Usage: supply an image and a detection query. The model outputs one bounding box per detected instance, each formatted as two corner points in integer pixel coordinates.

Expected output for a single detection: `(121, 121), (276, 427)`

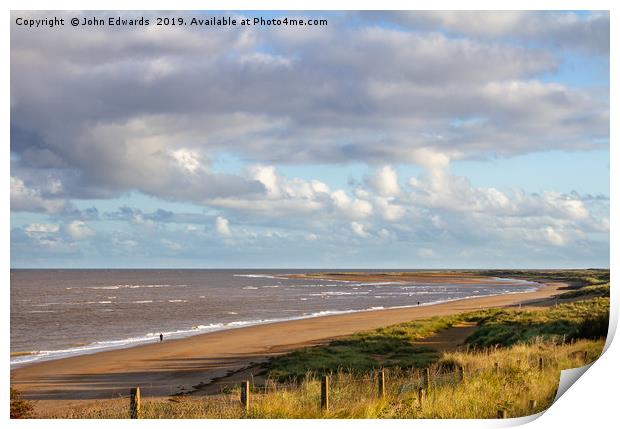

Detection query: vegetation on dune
(559, 283), (609, 299)
(464, 298), (609, 348)
(266, 315), (462, 381)
(265, 297), (608, 381)
(37, 339), (603, 419)
(10, 387), (33, 419)
(303, 269), (610, 289)
(479, 269), (609, 288)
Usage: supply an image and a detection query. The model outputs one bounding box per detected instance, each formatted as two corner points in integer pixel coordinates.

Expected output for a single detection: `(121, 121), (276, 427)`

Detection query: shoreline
(10, 280), (567, 403)
(10, 279), (538, 368)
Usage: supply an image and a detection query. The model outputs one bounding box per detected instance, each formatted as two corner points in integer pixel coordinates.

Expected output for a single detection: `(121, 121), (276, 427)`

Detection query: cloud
(215, 216), (232, 236)
(351, 221), (369, 238)
(10, 176), (71, 214)
(416, 248), (438, 259)
(9, 11), (609, 268)
(20, 223), (64, 250)
(331, 190), (373, 219)
(374, 197), (405, 221)
(369, 165), (400, 197)
(24, 223), (59, 236)
(361, 11), (610, 55)
(544, 226), (569, 246)
(66, 220), (95, 240)
(10, 11), (608, 207)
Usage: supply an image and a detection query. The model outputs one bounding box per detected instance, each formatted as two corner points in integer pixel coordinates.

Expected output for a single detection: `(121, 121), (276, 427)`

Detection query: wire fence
(109, 337), (598, 419)
(124, 355), (562, 419)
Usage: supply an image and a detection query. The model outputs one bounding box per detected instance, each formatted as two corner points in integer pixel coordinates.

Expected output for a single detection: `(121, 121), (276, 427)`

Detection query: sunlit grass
(41, 339), (603, 419)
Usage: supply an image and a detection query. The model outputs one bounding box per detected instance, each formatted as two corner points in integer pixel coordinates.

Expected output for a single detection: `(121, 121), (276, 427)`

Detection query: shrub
(10, 387), (33, 419)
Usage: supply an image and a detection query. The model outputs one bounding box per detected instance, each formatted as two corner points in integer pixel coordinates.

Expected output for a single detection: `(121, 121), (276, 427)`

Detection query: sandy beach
(11, 279), (567, 410)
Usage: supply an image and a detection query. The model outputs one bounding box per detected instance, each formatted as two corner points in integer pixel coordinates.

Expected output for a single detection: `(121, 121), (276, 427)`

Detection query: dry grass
(37, 338), (603, 419)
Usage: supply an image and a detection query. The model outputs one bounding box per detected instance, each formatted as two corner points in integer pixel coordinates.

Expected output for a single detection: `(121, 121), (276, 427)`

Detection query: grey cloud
(104, 207), (215, 225)
(357, 11), (610, 56)
(10, 10), (608, 206)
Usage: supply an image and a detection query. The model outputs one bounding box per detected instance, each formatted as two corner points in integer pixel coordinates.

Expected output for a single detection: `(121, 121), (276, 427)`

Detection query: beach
(11, 280), (566, 413)
(10, 269), (539, 366)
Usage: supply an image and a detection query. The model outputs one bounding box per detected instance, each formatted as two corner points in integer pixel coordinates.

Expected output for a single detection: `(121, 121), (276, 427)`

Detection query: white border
(3, 1), (616, 428)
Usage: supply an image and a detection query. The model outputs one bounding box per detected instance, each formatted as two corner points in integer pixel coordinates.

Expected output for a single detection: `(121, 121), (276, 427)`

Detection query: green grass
(36, 339), (603, 419)
(266, 297), (608, 380)
(478, 269), (609, 288)
(266, 315), (463, 380)
(559, 283), (609, 299)
(464, 298), (609, 348)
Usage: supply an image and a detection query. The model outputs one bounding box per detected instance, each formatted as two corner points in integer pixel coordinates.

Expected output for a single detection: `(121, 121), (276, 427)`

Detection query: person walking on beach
(159, 333), (163, 342)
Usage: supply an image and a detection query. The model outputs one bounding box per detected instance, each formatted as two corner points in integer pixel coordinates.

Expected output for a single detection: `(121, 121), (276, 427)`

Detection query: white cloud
(417, 248), (438, 258)
(544, 226), (569, 246)
(24, 223), (59, 236)
(66, 220), (95, 240)
(370, 165), (400, 196)
(10, 177), (70, 214)
(378, 228), (391, 239)
(22, 223), (62, 249)
(215, 216), (232, 236)
(351, 221), (369, 238)
(161, 238), (182, 251)
(374, 197), (406, 221)
(169, 148), (202, 173)
(331, 190), (373, 219)
(250, 165), (283, 198)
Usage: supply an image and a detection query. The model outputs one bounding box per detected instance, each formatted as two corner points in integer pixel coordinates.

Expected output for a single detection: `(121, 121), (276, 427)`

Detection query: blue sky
(10, 10), (609, 268)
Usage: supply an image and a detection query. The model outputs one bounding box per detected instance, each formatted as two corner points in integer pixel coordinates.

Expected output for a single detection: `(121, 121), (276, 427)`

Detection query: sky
(9, 10), (610, 268)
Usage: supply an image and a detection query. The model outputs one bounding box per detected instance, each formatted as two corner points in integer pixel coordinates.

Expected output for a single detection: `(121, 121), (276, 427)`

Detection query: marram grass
(38, 338), (603, 419)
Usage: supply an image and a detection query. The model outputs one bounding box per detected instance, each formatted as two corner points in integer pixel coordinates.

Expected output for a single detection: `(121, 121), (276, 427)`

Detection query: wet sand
(11, 280), (567, 409)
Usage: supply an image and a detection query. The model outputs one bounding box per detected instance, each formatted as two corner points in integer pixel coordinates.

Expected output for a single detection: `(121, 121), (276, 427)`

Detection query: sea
(10, 269), (538, 366)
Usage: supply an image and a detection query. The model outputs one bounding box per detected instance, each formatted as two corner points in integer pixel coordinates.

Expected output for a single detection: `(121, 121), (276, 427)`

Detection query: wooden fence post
(494, 362), (499, 374)
(458, 366), (465, 382)
(130, 387), (141, 419)
(497, 409), (507, 419)
(423, 368), (431, 391)
(321, 375), (329, 410)
(538, 357), (544, 371)
(378, 369), (385, 398)
(240, 380), (250, 412)
(584, 351), (588, 361)
(417, 387), (425, 406)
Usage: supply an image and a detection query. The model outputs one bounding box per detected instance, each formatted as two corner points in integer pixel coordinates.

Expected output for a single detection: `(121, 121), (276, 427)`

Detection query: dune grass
(266, 315), (462, 380)
(479, 269), (609, 288)
(559, 283), (609, 299)
(39, 338), (603, 419)
(264, 297), (608, 381)
(464, 297), (609, 348)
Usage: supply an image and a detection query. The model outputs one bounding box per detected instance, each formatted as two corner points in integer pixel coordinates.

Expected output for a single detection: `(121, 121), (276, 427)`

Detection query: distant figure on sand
(160, 333), (163, 342)
(417, 301), (420, 306)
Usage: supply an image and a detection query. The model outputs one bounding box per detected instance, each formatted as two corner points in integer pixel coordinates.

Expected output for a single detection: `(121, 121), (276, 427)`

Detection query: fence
(126, 356), (551, 419)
